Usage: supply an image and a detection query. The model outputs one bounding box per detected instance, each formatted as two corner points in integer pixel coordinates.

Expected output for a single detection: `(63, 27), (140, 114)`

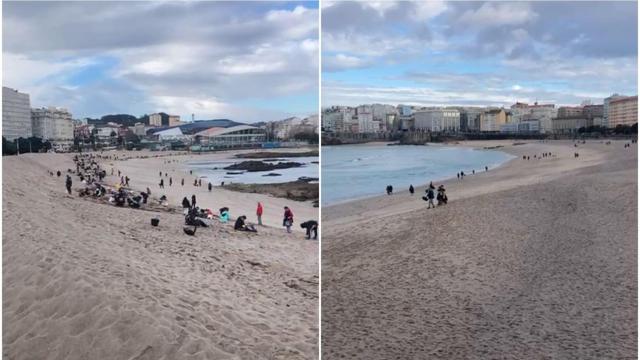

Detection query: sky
(3, 1), (319, 122)
(322, 1), (638, 108)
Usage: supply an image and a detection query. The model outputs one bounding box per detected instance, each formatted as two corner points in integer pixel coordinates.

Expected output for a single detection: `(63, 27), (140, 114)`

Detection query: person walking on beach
(256, 202), (263, 225)
(159, 171), (162, 177)
(57, 170), (61, 177)
(208, 182), (212, 192)
(191, 194), (197, 209)
(198, 179), (202, 187)
(169, 177), (172, 186)
(423, 183), (435, 209)
(437, 185), (448, 205)
(146, 187), (151, 196)
(386, 185), (393, 195)
(159, 178), (164, 188)
(65, 175), (73, 195)
(409, 185), (414, 195)
(181, 178), (184, 186)
(125, 176), (130, 186)
(182, 197), (191, 209)
(485, 166), (488, 172)
(283, 206), (294, 233)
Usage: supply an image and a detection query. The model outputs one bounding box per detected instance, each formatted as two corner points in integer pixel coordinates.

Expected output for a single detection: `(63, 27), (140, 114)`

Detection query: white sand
(322, 139), (637, 359)
(3, 151), (318, 359)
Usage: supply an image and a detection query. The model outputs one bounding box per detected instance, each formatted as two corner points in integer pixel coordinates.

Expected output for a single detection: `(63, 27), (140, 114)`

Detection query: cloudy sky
(322, 1), (638, 108)
(3, 1), (318, 122)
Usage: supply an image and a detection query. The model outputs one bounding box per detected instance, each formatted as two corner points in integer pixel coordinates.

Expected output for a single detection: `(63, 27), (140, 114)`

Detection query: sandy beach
(3, 151), (318, 359)
(322, 139), (637, 359)
(101, 148), (317, 232)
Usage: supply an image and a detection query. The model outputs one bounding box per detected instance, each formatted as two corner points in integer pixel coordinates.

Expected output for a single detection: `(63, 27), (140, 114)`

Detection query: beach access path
(322, 139), (637, 359)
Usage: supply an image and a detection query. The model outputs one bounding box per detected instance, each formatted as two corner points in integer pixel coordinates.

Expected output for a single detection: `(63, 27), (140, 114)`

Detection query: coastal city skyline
(322, 1), (638, 108)
(2, 1), (638, 360)
(3, 1), (319, 122)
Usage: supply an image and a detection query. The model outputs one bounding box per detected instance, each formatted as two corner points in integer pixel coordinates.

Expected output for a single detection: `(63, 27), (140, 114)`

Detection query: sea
(321, 144), (514, 205)
(186, 156), (319, 185)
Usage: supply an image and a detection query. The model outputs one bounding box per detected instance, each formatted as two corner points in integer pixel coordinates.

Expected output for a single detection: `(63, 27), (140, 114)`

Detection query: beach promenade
(322, 140), (637, 359)
(3, 151), (318, 359)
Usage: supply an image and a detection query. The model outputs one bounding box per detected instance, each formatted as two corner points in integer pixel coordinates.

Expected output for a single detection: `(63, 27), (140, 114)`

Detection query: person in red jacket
(283, 206), (294, 233)
(256, 202), (263, 225)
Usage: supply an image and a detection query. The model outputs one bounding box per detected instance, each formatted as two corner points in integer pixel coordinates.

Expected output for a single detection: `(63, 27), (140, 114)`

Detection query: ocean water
(187, 156), (319, 185)
(321, 144), (514, 205)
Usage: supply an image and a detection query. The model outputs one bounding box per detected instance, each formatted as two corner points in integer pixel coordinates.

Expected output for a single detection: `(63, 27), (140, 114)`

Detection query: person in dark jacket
(409, 185), (414, 195)
(234, 215), (257, 232)
(191, 194), (197, 209)
(65, 175), (72, 195)
(300, 220), (318, 240)
(208, 182), (212, 192)
(182, 197), (191, 209)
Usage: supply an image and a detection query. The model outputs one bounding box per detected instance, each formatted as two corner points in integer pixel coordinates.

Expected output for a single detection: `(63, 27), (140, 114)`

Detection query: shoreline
(321, 140), (517, 207)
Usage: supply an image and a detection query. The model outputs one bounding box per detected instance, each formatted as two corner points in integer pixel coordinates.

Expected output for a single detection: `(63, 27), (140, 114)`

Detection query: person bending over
(300, 220), (318, 240)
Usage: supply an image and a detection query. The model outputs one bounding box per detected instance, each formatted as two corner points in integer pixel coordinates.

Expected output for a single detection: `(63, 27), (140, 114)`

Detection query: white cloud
(458, 2), (538, 28)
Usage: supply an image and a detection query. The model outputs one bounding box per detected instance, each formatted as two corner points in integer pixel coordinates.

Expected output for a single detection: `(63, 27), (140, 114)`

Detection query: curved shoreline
(321, 142), (516, 207)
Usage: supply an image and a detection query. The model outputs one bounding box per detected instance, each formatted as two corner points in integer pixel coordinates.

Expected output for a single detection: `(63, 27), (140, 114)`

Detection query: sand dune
(3, 152), (318, 359)
(322, 140), (637, 359)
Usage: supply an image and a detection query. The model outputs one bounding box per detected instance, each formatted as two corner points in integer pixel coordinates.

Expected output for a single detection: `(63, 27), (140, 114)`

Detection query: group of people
(421, 182), (447, 209)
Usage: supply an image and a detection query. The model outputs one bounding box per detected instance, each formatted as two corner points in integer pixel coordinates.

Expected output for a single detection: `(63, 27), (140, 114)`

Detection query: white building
(2, 87), (32, 140)
(356, 111), (375, 133)
(414, 109), (460, 132)
(31, 107), (74, 141)
(149, 113), (162, 127)
(509, 102), (556, 133)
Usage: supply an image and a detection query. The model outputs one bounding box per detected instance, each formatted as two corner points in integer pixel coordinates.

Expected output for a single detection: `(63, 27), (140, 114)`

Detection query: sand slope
(3, 153), (318, 359)
(322, 140), (637, 359)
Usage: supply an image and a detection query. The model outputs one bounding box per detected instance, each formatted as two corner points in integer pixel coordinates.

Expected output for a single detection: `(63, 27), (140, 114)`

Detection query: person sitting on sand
(283, 206), (294, 233)
(219, 207), (230, 223)
(234, 216), (257, 232)
(300, 220), (318, 240)
(140, 191), (148, 204)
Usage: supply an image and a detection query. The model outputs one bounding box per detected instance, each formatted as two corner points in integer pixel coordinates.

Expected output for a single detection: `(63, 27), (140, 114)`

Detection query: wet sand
(3, 152), (318, 359)
(322, 139), (637, 359)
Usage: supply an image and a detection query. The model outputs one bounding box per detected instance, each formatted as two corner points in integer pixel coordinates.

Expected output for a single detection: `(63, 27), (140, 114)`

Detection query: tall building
(31, 107), (74, 141)
(604, 94), (627, 128)
(2, 87), (32, 140)
(609, 96), (638, 127)
(149, 113), (162, 127)
(414, 109), (460, 132)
